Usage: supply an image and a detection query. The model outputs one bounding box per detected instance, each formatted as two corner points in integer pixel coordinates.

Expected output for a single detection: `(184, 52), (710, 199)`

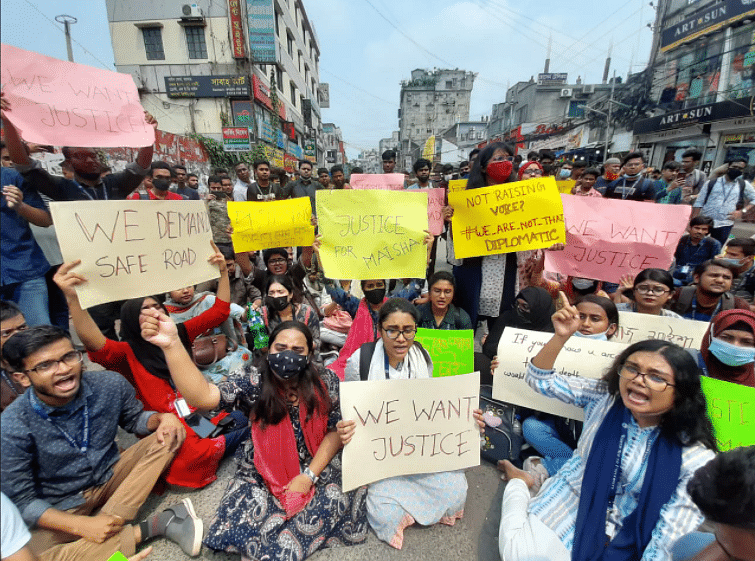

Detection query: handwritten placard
(350, 173), (405, 190)
(613, 312), (709, 349)
(340, 372), (480, 491)
(416, 188), (445, 236)
(494, 328), (627, 421)
(556, 180), (576, 194)
(544, 196), (691, 284)
(316, 190), (428, 280)
(0, 44), (154, 148)
(700, 376), (754, 452)
(448, 179), (467, 193)
(228, 199), (314, 252)
(415, 328), (474, 377)
(448, 177), (565, 259)
(50, 200), (218, 309)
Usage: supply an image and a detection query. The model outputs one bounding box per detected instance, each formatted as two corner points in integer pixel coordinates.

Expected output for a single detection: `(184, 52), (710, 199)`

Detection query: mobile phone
(184, 412), (217, 439)
(677, 171), (687, 181)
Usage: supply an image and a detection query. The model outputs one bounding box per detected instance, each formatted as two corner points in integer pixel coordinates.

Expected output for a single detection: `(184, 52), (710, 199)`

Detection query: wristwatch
(303, 466), (319, 484)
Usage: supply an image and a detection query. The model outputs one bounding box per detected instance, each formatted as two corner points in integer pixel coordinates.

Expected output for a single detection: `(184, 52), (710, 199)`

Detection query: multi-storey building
(105, 0), (327, 168)
(322, 123), (345, 166)
(398, 69), (476, 170)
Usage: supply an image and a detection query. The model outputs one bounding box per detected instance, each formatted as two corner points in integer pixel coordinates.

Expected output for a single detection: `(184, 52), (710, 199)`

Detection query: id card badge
(173, 398), (191, 418)
(681, 265), (691, 274)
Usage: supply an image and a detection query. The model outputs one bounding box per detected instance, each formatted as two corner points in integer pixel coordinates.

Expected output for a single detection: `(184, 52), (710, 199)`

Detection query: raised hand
(53, 260), (88, 302)
(140, 308), (180, 349)
(552, 291), (582, 338)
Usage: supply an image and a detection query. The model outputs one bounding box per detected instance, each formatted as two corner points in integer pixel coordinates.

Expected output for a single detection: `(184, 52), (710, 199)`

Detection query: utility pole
(607, 70), (616, 157)
(544, 35), (552, 73)
(55, 15), (77, 62)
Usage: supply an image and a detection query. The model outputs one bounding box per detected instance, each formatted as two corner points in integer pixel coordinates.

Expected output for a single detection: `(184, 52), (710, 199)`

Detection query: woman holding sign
(138, 314), (369, 560)
(496, 292), (717, 561)
(339, 298), (485, 549)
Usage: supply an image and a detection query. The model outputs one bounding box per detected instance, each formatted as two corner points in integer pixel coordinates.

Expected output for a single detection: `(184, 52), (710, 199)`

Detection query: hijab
(517, 160), (544, 181)
(700, 309), (755, 387)
(120, 297), (191, 381)
(483, 286), (555, 358)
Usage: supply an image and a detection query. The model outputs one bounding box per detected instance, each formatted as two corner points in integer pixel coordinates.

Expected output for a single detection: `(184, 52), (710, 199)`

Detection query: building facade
(322, 123), (346, 166)
(351, 149), (381, 173)
(633, 0), (755, 171)
(105, 0), (327, 169)
(398, 69), (476, 171)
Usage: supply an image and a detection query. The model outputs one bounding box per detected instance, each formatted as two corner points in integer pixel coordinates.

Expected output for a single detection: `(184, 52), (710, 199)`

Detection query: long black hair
(601, 339), (717, 449)
(250, 321), (330, 428)
(466, 142), (509, 190)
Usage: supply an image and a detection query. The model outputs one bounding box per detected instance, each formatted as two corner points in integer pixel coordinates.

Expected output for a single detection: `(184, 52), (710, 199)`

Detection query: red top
(126, 189), (184, 201)
(88, 298), (232, 488)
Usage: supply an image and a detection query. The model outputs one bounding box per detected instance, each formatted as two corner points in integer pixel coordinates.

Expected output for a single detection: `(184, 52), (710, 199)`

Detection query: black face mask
(267, 350), (308, 380)
(727, 168), (743, 180)
(153, 178), (171, 191)
(364, 287), (386, 305)
(267, 295), (289, 312)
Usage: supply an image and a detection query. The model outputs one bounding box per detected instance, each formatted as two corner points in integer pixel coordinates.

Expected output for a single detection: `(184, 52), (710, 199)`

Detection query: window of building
(290, 82), (297, 107)
(446, 81), (453, 89)
(287, 32), (294, 57)
(276, 67), (284, 91)
(725, 23), (755, 101)
(568, 100), (586, 118)
(274, 12), (280, 37)
(141, 27), (164, 60)
(185, 26), (207, 59)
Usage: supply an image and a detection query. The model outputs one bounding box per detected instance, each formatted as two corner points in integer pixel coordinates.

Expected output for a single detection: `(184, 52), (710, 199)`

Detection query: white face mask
(443, 174), (452, 182)
(574, 329), (609, 341)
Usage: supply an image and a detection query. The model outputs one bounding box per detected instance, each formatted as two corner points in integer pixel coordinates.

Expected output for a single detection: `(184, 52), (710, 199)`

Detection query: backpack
(702, 177), (746, 210)
(356, 341), (432, 380)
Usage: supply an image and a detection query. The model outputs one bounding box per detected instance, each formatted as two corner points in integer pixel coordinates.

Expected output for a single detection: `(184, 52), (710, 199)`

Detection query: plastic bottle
(247, 308), (269, 350)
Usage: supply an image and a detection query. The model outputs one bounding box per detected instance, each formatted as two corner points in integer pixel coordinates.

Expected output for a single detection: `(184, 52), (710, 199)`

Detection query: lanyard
(72, 179), (107, 201)
(1, 370), (19, 396)
(30, 392), (90, 453)
(383, 351), (409, 379)
(690, 296), (721, 321)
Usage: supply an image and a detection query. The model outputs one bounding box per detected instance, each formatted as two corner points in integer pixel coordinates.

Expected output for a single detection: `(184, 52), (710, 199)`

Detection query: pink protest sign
(544, 195), (691, 284)
(350, 173), (405, 190)
(416, 188), (445, 235)
(1, 44), (155, 148)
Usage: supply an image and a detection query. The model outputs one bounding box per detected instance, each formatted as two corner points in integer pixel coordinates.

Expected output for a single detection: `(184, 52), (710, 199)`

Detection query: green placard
(700, 376), (755, 452)
(415, 328), (474, 378)
(107, 552), (129, 561)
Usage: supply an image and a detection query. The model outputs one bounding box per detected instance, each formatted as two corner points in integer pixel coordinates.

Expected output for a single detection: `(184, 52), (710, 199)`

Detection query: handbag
(191, 329), (238, 367)
(323, 309), (353, 334)
(479, 384), (523, 463)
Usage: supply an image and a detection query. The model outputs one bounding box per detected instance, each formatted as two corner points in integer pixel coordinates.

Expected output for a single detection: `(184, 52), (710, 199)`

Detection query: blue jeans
(222, 410), (250, 458)
(522, 417), (575, 475)
(0, 276), (50, 326)
(711, 225), (733, 246)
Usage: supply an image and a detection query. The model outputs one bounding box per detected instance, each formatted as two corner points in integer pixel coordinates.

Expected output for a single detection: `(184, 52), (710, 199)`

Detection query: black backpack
(702, 177), (746, 209)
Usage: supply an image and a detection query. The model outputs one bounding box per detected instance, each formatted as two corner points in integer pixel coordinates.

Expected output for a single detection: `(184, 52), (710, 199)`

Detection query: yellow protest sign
(556, 180), (575, 194)
(448, 179), (467, 193)
(448, 176), (565, 259)
(227, 199), (314, 252)
(316, 190), (428, 280)
(49, 200), (219, 309)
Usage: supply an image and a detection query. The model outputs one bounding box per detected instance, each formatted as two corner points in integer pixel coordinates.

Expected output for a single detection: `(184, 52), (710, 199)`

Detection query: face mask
(559, 169), (572, 179)
(364, 287), (386, 305)
(515, 305), (532, 323)
(574, 329), (609, 341)
(267, 350), (309, 380)
(727, 168), (743, 180)
(605, 171), (620, 181)
(152, 178), (171, 191)
(443, 174), (453, 182)
(624, 171), (643, 180)
(720, 258), (744, 268)
(709, 337), (755, 367)
(267, 295), (289, 312)
(571, 278), (596, 291)
(486, 160), (513, 184)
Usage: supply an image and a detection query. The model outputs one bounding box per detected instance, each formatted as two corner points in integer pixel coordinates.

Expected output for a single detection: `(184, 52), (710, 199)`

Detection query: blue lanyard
(383, 351), (409, 379)
(690, 296), (721, 321)
(30, 392), (90, 453)
(72, 179), (107, 201)
(1, 370), (19, 396)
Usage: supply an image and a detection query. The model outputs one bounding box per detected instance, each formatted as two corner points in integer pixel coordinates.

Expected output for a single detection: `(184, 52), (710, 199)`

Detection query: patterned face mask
(267, 350), (309, 380)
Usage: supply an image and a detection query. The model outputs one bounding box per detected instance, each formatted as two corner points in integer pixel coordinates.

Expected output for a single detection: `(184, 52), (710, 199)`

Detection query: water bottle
(247, 308), (269, 350)
(512, 414), (523, 437)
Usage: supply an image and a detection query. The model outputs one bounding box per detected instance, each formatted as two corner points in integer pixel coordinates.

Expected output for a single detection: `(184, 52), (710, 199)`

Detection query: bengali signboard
(165, 75), (249, 98)
(228, 0), (246, 59)
(252, 75), (286, 119)
(246, 0), (277, 63)
(537, 73), (568, 86)
(222, 127), (251, 152)
(231, 100), (254, 128)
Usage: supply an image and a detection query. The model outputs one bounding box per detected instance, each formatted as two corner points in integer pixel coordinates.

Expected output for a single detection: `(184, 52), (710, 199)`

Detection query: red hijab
(700, 309), (755, 387)
(517, 160), (544, 181)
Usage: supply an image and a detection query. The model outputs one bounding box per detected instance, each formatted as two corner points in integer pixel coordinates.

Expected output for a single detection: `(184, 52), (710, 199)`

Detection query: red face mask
(486, 160), (513, 184)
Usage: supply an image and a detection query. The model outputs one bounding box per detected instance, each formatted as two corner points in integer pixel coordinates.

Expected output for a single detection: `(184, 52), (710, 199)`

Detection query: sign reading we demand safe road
(448, 177), (566, 259)
(50, 200), (219, 309)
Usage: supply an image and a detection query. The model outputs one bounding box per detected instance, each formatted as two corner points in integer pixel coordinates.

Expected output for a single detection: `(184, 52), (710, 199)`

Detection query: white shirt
(1, 492), (31, 558)
(233, 178), (251, 201)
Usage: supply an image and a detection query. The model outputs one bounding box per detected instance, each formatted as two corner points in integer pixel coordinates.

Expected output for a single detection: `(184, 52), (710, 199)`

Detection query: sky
(1, 0), (655, 159)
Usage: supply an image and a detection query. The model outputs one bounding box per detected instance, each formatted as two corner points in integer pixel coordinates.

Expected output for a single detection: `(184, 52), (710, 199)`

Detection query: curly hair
(687, 446), (755, 529)
(601, 339), (716, 449)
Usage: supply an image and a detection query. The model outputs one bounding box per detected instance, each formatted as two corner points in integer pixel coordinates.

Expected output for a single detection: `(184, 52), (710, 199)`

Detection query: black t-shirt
(603, 176), (657, 201)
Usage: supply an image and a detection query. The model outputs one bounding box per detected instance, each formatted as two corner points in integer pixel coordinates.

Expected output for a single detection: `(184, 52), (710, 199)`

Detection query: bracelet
(303, 466), (319, 484)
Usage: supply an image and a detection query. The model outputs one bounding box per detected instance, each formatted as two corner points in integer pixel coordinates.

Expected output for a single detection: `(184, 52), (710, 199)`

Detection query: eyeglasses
(522, 169), (544, 177)
(268, 258), (287, 265)
(1, 323), (28, 340)
(619, 363), (675, 392)
(25, 350), (84, 376)
(634, 284), (669, 295)
(382, 327), (417, 340)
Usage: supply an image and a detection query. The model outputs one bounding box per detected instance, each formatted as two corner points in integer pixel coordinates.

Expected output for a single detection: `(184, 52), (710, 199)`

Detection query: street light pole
(55, 15), (77, 62)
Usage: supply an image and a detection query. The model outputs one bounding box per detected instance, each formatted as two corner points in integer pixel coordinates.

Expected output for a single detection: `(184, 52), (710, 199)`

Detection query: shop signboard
(661, 0), (755, 52)
(246, 0), (277, 63)
(165, 75), (249, 98)
(634, 99), (755, 134)
(228, 0), (246, 59)
(222, 127), (251, 152)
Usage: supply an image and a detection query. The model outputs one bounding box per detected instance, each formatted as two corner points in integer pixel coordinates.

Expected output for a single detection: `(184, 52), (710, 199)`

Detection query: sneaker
(163, 498), (203, 557)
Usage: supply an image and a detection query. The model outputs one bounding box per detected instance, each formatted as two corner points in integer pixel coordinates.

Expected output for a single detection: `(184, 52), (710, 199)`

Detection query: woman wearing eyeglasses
(496, 292), (716, 561)
(339, 298), (484, 549)
(613, 268), (683, 318)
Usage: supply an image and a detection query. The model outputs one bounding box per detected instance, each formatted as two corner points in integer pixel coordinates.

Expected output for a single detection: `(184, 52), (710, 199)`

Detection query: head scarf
(483, 286), (555, 358)
(700, 309), (755, 387)
(120, 297), (191, 381)
(517, 160), (544, 181)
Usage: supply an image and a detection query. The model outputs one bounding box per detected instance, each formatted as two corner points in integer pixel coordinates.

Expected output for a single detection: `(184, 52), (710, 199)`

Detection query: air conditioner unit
(582, 85), (595, 94)
(560, 88), (573, 98)
(181, 3), (203, 18)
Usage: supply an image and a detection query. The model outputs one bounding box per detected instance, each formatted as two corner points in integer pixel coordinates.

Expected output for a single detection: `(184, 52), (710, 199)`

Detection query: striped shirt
(525, 363), (715, 561)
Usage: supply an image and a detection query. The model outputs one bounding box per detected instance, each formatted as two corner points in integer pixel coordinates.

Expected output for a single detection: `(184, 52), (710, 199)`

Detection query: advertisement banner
(228, 0), (246, 58)
(222, 127), (251, 152)
(246, 0), (277, 63)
